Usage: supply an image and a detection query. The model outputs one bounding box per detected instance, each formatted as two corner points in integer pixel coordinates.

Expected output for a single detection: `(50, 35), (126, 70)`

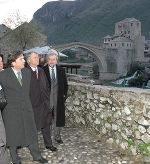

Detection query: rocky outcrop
(32, 0), (150, 45)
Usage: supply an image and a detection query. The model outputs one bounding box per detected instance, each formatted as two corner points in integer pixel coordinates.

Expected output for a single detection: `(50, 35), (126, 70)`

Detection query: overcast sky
(0, 0), (75, 25)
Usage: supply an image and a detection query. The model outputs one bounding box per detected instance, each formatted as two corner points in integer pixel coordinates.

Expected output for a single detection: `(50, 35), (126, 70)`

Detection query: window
(122, 43), (124, 47)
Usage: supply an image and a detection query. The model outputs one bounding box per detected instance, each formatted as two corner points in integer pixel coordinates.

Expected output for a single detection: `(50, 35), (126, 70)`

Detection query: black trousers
(9, 142), (41, 163)
(41, 125), (52, 147)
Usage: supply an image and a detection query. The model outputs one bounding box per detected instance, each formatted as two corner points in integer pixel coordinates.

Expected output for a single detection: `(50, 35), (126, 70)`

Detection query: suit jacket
(27, 65), (52, 129)
(0, 67), (38, 147)
(43, 64), (68, 127)
(0, 111), (8, 164)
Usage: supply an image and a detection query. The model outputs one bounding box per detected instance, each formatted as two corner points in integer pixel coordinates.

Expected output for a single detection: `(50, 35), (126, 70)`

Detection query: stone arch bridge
(53, 42), (128, 81)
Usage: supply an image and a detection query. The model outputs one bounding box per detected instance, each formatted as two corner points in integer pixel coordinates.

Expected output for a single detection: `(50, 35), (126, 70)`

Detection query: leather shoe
(55, 139), (63, 144)
(34, 156), (48, 163)
(46, 145), (57, 151)
(17, 146), (22, 149)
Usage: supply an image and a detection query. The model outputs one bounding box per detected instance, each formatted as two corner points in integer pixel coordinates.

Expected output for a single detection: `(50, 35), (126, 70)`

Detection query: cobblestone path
(8, 122), (145, 164)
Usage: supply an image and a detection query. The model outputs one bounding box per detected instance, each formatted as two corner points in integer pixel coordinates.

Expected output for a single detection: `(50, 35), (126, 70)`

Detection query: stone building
(103, 18), (146, 76)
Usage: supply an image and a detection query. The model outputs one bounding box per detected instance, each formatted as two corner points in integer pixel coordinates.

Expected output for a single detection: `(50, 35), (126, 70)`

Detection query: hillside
(32, 0), (150, 45)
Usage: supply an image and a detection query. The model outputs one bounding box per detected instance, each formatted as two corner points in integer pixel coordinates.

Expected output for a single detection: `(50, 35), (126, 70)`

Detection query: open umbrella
(23, 46), (67, 57)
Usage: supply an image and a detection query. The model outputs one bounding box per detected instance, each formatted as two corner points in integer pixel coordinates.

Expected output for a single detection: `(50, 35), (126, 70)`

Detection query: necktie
(51, 68), (56, 85)
(17, 72), (22, 86)
(35, 68), (38, 80)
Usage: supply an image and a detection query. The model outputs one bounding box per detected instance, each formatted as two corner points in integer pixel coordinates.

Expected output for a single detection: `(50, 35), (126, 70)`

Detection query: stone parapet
(66, 82), (150, 159)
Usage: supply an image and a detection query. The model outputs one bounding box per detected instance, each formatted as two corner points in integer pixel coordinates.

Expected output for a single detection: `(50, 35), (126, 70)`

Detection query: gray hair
(25, 51), (38, 64)
(46, 53), (58, 62)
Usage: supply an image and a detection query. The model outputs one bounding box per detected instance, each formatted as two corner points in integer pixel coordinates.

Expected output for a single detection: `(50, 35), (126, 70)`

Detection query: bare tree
(3, 10), (28, 29)
(2, 10), (45, 51)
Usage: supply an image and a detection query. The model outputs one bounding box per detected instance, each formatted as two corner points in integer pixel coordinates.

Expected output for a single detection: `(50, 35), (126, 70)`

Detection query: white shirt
(30, 66), (38, 73)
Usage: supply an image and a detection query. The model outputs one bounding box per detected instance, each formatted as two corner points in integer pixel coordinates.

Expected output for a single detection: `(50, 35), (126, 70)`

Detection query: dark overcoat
(0, 111), (9, 164)
(0, 68), (38, 147)
(43, 65), (68, 127)
(27, 65), (52, 129)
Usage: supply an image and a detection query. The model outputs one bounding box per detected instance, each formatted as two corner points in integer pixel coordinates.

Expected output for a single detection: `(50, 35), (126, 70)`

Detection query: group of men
(0, 51), (68, 164)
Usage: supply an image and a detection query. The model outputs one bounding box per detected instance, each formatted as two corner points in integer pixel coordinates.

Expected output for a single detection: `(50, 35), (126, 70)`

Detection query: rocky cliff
(33, 0), (150, 45)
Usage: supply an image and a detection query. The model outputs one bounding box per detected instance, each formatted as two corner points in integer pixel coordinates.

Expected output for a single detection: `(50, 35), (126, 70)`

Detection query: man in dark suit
(0, 55), (9, 164)
(0, 109), (9, 164)
(43, 53), (68, 144)
(25, 52), (57, 151)
(0, 51), (48, 164)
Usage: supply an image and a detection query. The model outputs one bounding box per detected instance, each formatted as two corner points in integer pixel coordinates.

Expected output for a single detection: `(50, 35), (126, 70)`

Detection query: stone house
(103, 18), (146, 76)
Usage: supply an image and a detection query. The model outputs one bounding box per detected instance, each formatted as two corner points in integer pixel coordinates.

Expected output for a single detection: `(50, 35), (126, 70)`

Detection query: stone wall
(65, 82), (150, 158)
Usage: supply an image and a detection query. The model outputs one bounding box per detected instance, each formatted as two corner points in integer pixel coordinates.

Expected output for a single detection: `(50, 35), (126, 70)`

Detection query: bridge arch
(53, 42), (107, 77)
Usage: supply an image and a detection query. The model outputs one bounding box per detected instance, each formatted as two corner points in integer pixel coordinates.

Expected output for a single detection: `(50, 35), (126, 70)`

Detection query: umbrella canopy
(23, 46), (67, 57)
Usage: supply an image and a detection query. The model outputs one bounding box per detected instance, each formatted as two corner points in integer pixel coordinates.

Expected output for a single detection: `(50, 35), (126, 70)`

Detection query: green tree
(11, 22), (43, 51)
(3, 11), (44, 51)
(79, 57), (85, 63)
(60, 49), (77, 62)
(92, 63), (99, 78)
(128, 71), (147, 87)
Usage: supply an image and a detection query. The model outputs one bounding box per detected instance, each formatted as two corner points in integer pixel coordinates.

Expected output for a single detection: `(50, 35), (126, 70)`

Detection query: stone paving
(8, 122), (146, 164)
